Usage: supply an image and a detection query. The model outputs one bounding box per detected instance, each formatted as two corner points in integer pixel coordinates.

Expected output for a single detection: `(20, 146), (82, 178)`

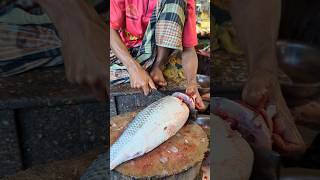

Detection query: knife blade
(148, 89), (165, 98)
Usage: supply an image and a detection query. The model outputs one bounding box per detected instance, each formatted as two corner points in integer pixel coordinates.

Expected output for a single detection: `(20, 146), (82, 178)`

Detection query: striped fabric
(0, 23), (62, 76)
(110, 0), (187, 85)
(0, 0), (44, 16)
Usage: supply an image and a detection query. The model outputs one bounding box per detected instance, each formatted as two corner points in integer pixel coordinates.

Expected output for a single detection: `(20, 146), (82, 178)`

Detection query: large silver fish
(110, 92), (195, 170)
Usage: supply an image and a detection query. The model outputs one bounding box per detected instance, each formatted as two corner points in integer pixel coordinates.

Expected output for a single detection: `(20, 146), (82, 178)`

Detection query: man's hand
(242, 68), (306, 155)
(181, 47), (204, 110)
(61, 20), (108, 100)
(128, 61), (156, 96)
(34, 0), (108, 100)
(110, 22), (157, 96)
(186, 83), (205, 110)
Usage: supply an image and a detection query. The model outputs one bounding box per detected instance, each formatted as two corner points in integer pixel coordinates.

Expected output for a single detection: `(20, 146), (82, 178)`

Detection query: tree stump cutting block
(212, 114), (253, 180)
(110, 112), (209, 180)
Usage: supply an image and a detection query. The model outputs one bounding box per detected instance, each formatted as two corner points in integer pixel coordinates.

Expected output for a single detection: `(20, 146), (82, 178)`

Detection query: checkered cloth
(0, 23), (62, 76)
(110, 0), (187, 85)
(0, 0), (108, 76)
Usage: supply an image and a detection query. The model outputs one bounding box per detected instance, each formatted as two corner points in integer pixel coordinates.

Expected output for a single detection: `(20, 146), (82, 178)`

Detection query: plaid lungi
(0, 0), (108, 76)
(110, 0), (187, 85)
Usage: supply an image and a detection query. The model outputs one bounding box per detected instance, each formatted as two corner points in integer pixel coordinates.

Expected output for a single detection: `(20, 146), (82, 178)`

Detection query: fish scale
(110, 94), (192, 170)
(111, 97), (170, 162)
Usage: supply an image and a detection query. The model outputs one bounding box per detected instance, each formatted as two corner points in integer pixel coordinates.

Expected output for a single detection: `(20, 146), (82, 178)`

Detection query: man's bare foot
(242, 69), (306, 156)
(150, 66), (167, 87)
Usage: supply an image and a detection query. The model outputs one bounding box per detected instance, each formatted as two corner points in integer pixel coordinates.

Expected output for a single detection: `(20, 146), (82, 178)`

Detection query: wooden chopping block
(212, 114), (254, 180)
(110, 112), (209, 180)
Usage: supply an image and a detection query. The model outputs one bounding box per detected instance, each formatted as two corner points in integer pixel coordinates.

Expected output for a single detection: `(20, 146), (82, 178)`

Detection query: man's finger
(257, 95), (268, 110)
(242, 85), (268, 108)
(130, 80), (134, 88)
(272, 134), (305, 156)
(90, 79), (107, 101)
(159, 79), (167, 87)
(133, 82), (138, 89)
(201, 93), (210, 101)
(148, 78), (157, 90)
(197, 100), (205, 109)
(142, 85), (150, 96)
(186, 87), (196, 96)
(92, 88), (106, 101)
(139, 89), (145, 95)
(196, 95), (205, 110)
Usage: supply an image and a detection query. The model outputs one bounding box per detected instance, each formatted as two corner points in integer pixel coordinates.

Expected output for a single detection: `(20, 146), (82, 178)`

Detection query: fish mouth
(172, 92), (196, 110)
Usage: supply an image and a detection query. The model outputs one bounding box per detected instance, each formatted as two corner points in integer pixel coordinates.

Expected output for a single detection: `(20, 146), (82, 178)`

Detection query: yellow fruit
(216, 23), (243, 55)
(178, 70), (185, 79)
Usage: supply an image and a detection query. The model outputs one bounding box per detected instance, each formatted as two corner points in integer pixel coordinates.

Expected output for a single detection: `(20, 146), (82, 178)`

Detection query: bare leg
(150, 46), (172, 87)
(230, 0), (305, 155)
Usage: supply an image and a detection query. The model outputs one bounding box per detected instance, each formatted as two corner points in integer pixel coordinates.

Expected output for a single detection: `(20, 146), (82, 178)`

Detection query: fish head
(172, 92), (196, 110)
